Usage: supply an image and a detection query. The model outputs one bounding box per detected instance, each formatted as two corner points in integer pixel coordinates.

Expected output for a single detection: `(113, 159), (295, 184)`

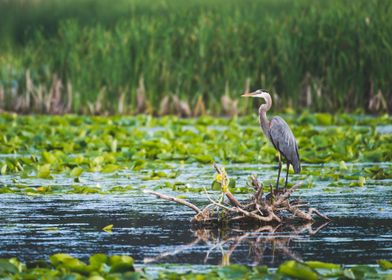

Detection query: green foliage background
(0, 0), (391, 113)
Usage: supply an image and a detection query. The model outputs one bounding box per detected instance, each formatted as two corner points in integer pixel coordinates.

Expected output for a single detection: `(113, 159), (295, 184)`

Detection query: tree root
(144, 163), (330, 225)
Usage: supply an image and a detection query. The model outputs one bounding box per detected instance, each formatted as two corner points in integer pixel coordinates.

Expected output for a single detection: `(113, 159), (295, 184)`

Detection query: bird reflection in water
(144, 221), (330, 266)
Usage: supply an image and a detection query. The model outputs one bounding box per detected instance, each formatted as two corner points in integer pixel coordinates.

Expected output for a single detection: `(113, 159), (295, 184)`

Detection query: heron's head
(241, 89), (272, 111)
(241, 89), (270, 99)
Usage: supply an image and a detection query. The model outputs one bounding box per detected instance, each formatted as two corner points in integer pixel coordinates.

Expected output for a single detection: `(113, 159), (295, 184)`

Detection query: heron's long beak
(241, 92), (256, 97)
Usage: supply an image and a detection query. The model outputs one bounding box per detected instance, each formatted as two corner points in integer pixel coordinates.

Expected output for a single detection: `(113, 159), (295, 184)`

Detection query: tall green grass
(0, 0), (391, 114)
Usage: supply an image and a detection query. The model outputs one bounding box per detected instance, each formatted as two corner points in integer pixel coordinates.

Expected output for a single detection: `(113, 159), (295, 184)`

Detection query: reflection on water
(145, 222), (330, 266)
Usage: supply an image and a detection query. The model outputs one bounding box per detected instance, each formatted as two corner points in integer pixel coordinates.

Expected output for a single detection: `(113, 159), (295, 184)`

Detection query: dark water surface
(0, 163), (391, 267)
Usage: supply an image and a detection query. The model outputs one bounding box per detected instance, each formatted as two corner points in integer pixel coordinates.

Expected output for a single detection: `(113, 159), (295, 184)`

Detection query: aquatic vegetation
(0, 253), (390, 279)
(0, 253), (140, 279)
(0, 114), (391, 194)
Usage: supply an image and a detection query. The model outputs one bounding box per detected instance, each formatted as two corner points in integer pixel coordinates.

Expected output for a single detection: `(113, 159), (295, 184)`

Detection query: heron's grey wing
(269, 116), (301, 173)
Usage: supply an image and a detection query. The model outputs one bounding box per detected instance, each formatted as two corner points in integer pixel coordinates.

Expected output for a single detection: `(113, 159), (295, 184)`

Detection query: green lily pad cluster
(0, 113), (391, 194)
(0, 254), (390, 279)
(166, 260), (392, 280)
(0, 253), (140, 279)
(0, 183), (135, 195)
(1, 114), (391, 174)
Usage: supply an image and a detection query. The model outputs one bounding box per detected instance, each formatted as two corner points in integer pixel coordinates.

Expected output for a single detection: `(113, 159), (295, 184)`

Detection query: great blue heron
(242, 90), (301, 190)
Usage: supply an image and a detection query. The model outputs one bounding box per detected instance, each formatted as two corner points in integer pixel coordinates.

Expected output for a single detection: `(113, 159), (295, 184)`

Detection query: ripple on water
(0, 163), (391, 266)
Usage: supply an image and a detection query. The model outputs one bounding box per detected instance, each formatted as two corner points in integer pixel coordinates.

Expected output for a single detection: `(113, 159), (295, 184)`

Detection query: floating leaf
(103, 224), (113, 232)
(102, 164), (121, 173)
(315, 113), (333, 125)
(89, 253), (108, 268)
(217, 264), (249, 280)
(111, 139), (118, 153)
(350, 265), (378, 279)
(37, 164), (51, 179)
(42, 151), (57, 164)
(350, 176), (366, 187)
(0, 164), (7, 175)
(377, 259), (392, 270)
(193, 154), (213, 163)
(278, 261), (318, 280)
(109, 255), (134, 273)
(343, 269), (356, 279)
(70, 167), (84, 177)
(49, 254), (88, 274)
(339, 161), (348, 171)
(305, 261), (340, 270)
(0, 259), (18, 273)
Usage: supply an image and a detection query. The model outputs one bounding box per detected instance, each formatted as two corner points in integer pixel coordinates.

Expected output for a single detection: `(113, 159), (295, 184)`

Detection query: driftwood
(144, 163), (330, 226)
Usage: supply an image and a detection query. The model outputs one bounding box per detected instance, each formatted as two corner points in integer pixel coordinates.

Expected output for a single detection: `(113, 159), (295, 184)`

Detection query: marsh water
(0, 163), (391, 267)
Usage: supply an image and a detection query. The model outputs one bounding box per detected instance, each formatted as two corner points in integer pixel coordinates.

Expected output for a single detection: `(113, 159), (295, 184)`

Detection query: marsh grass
(0, 0), (391, 114)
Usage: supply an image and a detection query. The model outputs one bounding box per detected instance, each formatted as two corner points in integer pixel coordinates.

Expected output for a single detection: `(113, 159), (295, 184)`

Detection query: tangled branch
(144, 163), (330, 225)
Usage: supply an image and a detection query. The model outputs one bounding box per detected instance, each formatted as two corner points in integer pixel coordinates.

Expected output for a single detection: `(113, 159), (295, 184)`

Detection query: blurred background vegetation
(0, 0), (391, 115)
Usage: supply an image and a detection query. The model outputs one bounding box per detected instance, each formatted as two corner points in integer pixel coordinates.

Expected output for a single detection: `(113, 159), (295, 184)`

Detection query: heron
(242, 89), (301, 190)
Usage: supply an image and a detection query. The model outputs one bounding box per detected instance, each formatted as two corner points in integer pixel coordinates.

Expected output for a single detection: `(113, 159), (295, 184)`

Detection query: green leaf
(350, 176), (366, 187)
(0, 259), (18, 273)
(89, 254), (108, 267)
(378, 259), (392, 270)
(361, 150), (384, 161)
(109, 255), (134, 273)
(339, 161), (348, 171)
(211, 180), (221, 191)
(103, 224), (113, 232)
(217, 264), (249, 280)
(193, 154), (213, 163)
(343, 269), (356, 279)
(88, 276), (105, 280)
(350, 265), (378, 279)
(49, 253), (88, 274)
(111, 139), (118, 153)
(315, 113), (333, 125)
(42, 151), (58, 164)
(37, 164), (51, 179)
(228, 178), (236, 189)
(102, 164), (121, 173)
(70, 167), (84, 177)
(50, 254), (74, 266)
(278, 261), (318, 280)
(305, 261), (340, 269)
(0, 164), (7, 175)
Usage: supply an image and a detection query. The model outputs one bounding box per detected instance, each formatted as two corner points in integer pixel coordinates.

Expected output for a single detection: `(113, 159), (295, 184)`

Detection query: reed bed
(0, 0), (391, 114)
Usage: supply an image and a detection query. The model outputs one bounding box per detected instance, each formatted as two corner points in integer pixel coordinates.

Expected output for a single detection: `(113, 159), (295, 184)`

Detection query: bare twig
(251, 175), (263, 202)
(307, 208), (331, 221)
(273, 181), (303, 206)
(143, 190), (202, 214)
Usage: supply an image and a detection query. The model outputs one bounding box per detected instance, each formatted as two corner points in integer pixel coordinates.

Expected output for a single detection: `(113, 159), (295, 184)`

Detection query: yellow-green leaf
(278, 261), (318, 280)
(377, 259), (392, 270)
(37, 164), (51, 179)
(103, 224), (113, 232)
(70, 167), (84, 177)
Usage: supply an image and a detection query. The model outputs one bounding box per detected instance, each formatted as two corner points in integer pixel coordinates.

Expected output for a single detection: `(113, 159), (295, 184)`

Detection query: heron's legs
(284, 162), (289, 189)
(276, 153), (282, 191)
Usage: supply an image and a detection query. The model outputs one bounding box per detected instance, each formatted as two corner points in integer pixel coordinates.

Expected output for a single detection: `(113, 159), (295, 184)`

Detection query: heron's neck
(258, 94), (272, 138)
(259, 108), (270, 137)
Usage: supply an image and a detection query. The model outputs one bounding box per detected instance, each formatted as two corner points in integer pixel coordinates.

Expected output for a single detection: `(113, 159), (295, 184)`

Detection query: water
(0, 163), (391, 267)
